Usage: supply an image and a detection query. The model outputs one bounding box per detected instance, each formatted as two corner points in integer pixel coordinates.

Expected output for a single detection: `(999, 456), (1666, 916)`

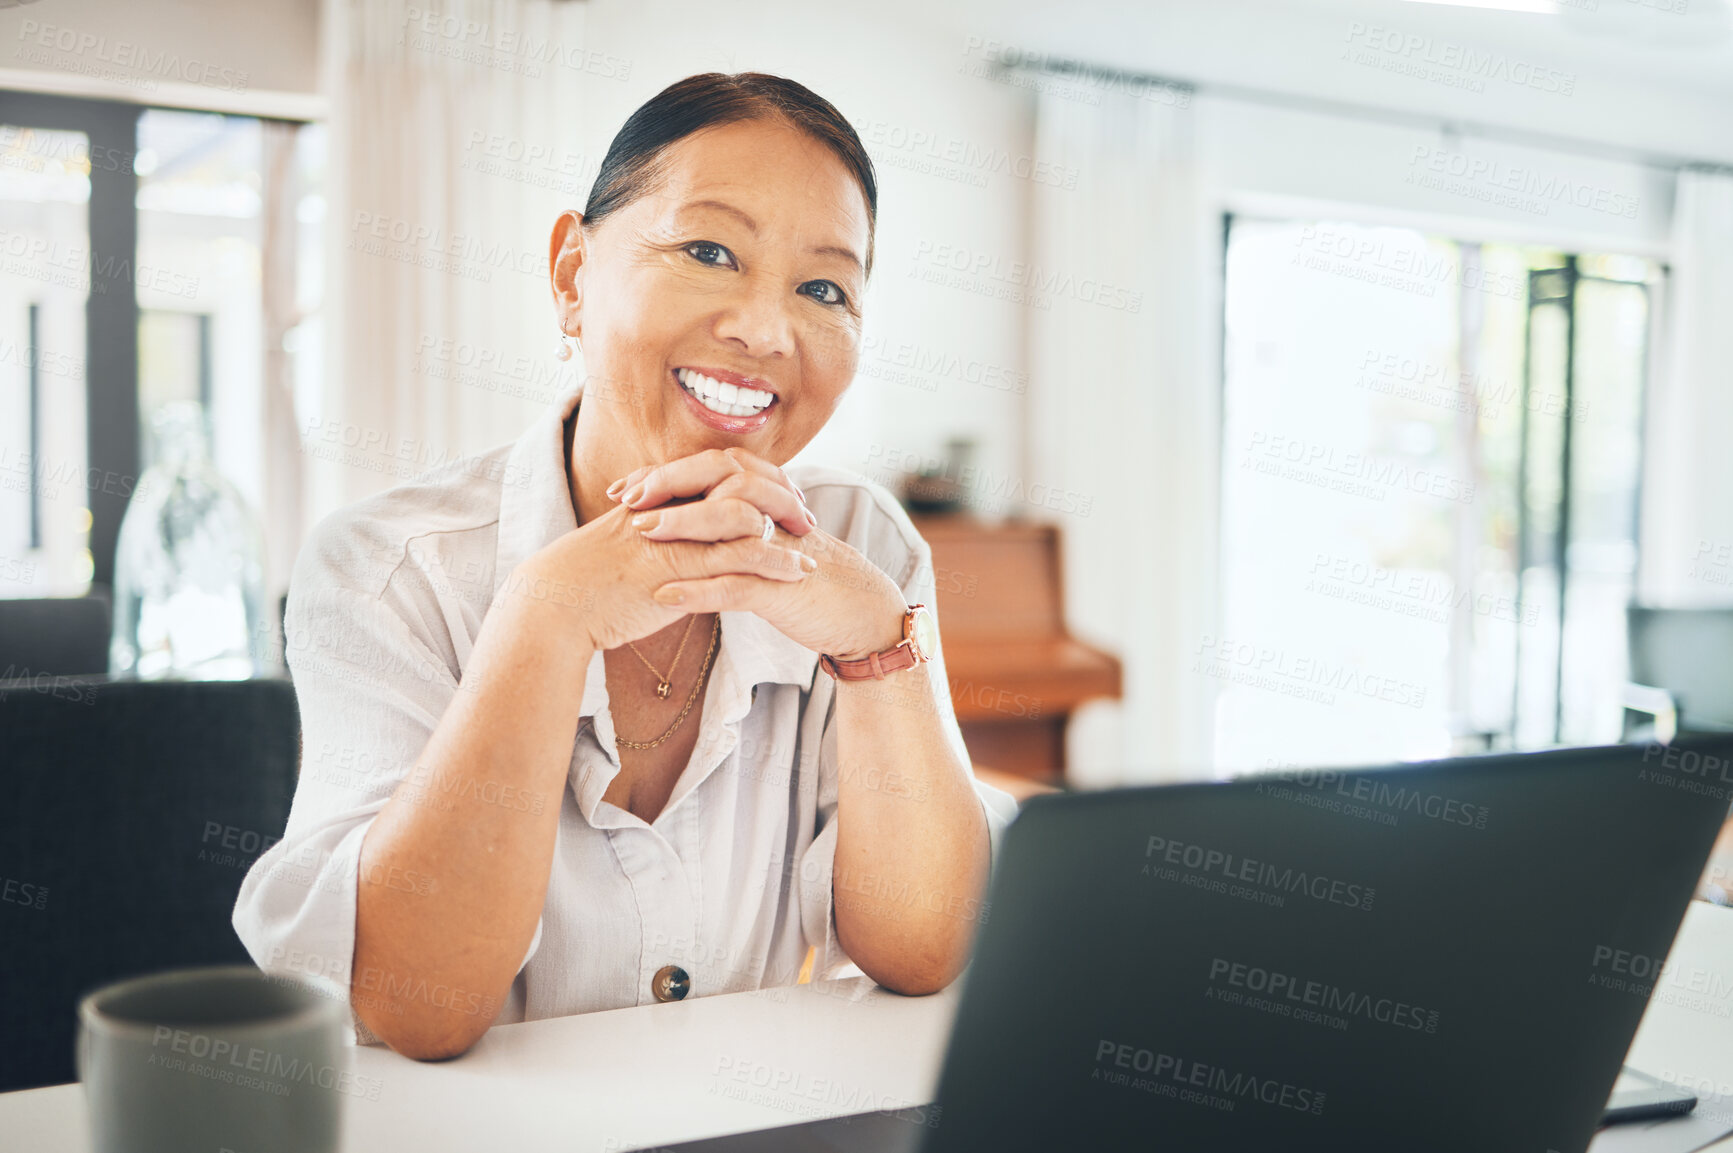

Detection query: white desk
(4, 903), (1731, 1152)
(0, 976), (956, 1152)
(1604, 901), (1733, 1152)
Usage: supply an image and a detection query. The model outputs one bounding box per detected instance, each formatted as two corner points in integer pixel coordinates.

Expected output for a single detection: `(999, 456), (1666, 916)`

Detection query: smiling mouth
(675, 368), (777, 419)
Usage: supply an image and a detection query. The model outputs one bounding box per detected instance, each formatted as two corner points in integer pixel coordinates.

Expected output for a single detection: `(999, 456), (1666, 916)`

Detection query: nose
(712, 274), (796, 361)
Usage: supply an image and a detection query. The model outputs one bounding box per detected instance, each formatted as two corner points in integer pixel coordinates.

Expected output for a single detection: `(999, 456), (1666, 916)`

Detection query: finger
(634, 496), (769, 544)
(721, 447), (807, 503)
(627, 464), (812, 537)
(665, 538), (815, 584)
(619, 449), (744, 509)
(653, 573), (781, 611)
(608, 461), (661, 499)
(622, 447), (802, 509)
(634, 471), (814, 537)
(708, 472), (814, 535)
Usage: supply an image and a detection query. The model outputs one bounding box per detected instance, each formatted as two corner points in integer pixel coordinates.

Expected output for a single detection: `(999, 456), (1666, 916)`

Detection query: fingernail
(654, 586), (686, 605)
(606, 478), (626, 499)
(631, 513), (659, 531)
(621, 483), (645, 506)
(804, 508), (818, 527)
(798, 554), (818, 572)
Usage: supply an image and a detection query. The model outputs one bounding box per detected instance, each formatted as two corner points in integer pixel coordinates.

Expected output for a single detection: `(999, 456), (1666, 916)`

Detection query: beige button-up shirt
(232, 388), (1017, 1043)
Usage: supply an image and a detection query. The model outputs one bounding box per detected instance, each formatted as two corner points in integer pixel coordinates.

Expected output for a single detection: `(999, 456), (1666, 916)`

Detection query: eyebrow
(679, 199), (864, 274)
(684, 199), (758, 232)
(811, 244), (864, 272)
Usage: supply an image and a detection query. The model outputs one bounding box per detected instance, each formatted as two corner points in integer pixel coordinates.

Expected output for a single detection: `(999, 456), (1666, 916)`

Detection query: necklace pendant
(656, 681), (671, 699)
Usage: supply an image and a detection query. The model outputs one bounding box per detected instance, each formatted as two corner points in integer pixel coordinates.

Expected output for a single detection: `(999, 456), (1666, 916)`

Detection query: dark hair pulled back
(583, 72), (878, 274)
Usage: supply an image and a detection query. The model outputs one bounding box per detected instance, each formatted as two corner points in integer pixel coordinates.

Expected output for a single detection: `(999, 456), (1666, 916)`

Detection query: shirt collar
(496, 384), (820, 708)
(492, 387), (583, 600)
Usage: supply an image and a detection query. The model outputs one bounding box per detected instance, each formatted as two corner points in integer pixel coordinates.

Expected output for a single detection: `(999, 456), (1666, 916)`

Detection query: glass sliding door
(0, 91), (139, 596)
(1220, 216), (1660, 771)
(0, 123), (92, 595)
(135, 109), (264, 506)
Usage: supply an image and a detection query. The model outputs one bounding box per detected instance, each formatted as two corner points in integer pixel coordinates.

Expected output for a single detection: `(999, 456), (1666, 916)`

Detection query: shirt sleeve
(798, 508), (1020, 981)
(231, 525), (541, 1045)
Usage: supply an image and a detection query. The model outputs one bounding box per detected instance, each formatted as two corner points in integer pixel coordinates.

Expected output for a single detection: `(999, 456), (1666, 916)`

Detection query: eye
(799, 280), (846, 306)
(684, 241), (737, 269)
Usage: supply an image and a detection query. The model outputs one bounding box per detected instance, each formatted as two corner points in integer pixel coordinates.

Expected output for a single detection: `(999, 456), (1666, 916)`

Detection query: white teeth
(677, 368), (774, 419)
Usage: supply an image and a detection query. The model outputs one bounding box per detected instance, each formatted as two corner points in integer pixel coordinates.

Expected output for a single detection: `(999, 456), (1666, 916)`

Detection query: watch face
(910, 608), (938, 659)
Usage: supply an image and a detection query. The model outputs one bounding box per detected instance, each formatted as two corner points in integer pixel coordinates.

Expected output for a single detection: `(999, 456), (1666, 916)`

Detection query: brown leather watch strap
(819, 643), (919, 681)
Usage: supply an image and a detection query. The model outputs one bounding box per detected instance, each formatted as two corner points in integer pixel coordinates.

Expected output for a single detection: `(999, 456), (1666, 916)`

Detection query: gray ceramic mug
(78, 965), (348, 1153)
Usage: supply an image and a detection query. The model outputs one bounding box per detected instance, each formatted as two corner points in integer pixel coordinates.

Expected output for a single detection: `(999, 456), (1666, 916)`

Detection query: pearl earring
(555, 332), (575, 362)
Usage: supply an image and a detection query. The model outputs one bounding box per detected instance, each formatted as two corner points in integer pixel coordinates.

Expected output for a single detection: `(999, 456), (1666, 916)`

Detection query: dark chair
(0, 676), (300, 1092)
(1625, 607), (1733, 739)
(0, 594), (112, 677)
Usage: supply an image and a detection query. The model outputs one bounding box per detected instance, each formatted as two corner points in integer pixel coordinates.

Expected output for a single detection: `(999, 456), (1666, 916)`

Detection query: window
(0, 125), (90, 594)
(0, 92), (320, 601)
(1216, 218), (1659, 773)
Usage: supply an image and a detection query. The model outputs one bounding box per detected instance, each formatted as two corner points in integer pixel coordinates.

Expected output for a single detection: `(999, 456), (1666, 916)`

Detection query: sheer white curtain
(1028, 84), (1219, 785)
(261, 120), (304, 604)
(309, 0), (591, 524)
(1640, 168), (1733, 605)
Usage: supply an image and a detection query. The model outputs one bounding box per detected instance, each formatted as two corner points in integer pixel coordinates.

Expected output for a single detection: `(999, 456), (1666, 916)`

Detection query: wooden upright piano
(914, 516), (1122, 787)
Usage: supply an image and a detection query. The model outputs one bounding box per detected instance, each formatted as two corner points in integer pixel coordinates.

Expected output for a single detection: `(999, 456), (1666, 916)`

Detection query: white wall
(571, 0), (1725, 781)
(580, 0), (1037, 508)
(10, 0), (1732, 773)
(297, 0), (1038, 539)
(966, 0), (1733, 166)
(0, 0), (321, 97)
(1038, 85), (1693, 781)
(1202, 98), (1676, 256)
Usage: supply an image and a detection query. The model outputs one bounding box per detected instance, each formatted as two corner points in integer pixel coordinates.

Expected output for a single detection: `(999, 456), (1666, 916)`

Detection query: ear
(549, 210), (587, 339)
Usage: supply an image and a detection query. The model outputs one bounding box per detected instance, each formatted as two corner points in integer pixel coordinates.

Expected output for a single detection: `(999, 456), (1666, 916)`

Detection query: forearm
(832, 661), (990, 994)
(353, 580), (593, 1058)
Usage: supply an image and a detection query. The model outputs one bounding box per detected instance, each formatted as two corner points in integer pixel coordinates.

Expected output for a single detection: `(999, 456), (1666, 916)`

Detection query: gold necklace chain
(624, 614), (698, 699)
(615, 615), (720, 751)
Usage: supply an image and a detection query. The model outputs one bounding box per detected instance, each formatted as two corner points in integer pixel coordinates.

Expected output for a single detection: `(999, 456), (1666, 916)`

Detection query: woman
(235, 72), (1017, 1061)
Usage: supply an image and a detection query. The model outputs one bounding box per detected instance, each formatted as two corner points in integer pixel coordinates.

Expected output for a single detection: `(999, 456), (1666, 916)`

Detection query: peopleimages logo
(1354, 346), (1588, 424)
(1690, 539), (1733, 589)
(1257, 766), (1490, 831)
(1143, 834), (1376, 912)
(710, 1056), (940, 1128)
(1303, 551), (1539, 630)
(1589, 943), (1733, 1019)
(1243, 430), (1477, 505)
(1207, 957), (1441, 1035)
(1342, 21), (1575, 97)
(1293, 226), (1525, 302)
(1638, 742), (1733, 802)
(1193, 634), (1428, 711)
(1092, 1039), (1326, 1116)
(860, 119), (1079, 190)
(149, 1026), (382, 1102)
(909, 239), (1143, 313)
(1406, 146), (1640, 220)
(14, 19), (250, 92)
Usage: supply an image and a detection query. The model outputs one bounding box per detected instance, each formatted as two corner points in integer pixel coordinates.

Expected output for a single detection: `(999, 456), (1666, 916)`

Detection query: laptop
(652, 737), (1733, 1152)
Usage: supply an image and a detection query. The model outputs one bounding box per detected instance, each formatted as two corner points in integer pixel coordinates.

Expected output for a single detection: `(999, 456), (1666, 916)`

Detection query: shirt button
(652, 965), (690, 1002)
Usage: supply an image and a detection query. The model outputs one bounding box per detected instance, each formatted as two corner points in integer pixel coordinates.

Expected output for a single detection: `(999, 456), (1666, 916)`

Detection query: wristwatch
(819, 605), (936, 681)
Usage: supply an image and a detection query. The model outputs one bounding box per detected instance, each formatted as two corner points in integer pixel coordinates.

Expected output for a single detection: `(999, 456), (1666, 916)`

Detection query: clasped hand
(520, 448), (907, 662)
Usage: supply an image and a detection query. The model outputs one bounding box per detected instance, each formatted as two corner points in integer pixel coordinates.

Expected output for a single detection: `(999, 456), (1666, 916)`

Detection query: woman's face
(558, 117), (871, 469)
